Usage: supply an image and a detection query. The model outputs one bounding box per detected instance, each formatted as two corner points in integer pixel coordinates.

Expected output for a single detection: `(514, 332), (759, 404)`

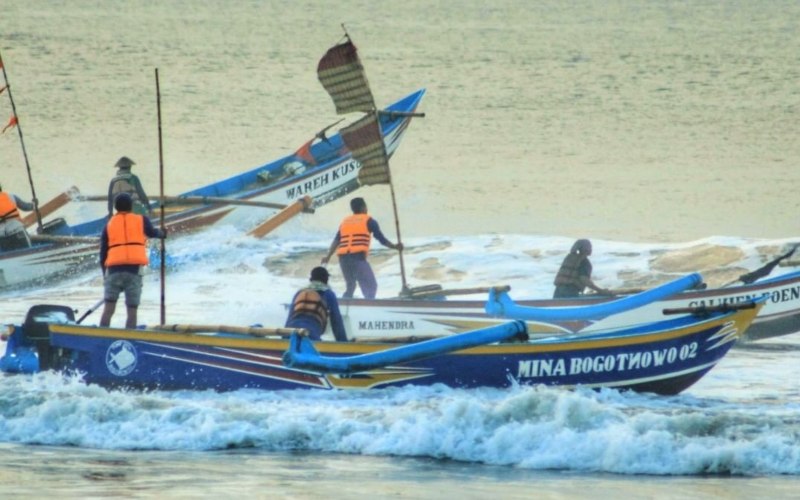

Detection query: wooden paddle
(247, 195), (314, 238)
(21, 186), (78, 228)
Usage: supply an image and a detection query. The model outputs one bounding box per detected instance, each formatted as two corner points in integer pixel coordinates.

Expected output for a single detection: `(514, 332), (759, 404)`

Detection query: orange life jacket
(0, 192), (20, 222)
(105, 213), (149, 267)
(336, 213), (371, 255)
(289, 288), (328, 327)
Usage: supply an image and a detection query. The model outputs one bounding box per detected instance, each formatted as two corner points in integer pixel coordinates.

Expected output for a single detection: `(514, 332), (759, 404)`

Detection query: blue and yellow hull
(38, 303), (761, 395)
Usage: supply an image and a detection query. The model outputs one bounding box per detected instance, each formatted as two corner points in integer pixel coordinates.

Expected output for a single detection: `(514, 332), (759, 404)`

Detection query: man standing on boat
(285, 266), (348, 341)
(99, 193), (165, 328)
(0, 182), (33, 251)
(321, 197), (403, 299)
(107, 156), (151, 216)
(553, 239), (610, 298)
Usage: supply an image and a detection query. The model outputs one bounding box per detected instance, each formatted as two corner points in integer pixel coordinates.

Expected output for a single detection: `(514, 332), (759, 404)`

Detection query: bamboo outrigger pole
(0, 50), (44, 232)
(155, 68), (166, 324)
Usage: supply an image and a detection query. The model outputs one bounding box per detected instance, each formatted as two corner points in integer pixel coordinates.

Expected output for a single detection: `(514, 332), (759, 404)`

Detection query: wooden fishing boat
(337, 269), (800, 343)
(0, 89), (426, 291)
(0, 299), (763, 395)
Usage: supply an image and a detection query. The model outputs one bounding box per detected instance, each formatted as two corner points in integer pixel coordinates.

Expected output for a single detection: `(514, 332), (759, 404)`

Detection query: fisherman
(0, 182), (33, 251)
(285, 266), (348, 341)
(107, 156), (151, 216)
(553, 239), (611, 298)
(99, 193), (165, 328)
(321, 197), (403, 299)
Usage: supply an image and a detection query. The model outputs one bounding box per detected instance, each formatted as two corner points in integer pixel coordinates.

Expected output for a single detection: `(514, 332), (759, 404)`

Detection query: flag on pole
(341, 113), (391, 185)
(317, 39), (375, 114)
(2, 115), (17, 133)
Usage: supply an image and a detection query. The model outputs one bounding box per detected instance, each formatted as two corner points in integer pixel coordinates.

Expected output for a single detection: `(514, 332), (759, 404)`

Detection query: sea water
(2, 1), (800, 498)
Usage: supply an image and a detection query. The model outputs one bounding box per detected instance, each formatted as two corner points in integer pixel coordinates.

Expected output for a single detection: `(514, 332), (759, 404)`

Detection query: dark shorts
(104, 271), (143, 307)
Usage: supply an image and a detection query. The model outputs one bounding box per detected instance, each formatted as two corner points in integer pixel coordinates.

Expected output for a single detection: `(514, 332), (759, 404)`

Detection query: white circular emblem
(105, 340), (138, 376)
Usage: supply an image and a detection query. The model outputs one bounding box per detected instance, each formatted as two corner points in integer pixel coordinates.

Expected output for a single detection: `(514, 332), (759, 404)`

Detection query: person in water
(285, 266), (348, 341)
(321, 197), (403, 299)
(553, 239), (610, 298)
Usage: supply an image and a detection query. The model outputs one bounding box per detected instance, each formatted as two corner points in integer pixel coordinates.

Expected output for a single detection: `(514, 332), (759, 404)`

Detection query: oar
(21, 186), (78, 228)
(247, 195), (314, 238)
(0, 50), (44, 232)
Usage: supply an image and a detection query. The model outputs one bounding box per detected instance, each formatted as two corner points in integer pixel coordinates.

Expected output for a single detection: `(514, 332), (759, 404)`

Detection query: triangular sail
(340, 113), (391, 186)
(317, 39), (376, 114)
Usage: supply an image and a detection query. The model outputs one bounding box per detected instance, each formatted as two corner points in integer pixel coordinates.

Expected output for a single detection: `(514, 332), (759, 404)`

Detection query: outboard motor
(0, 304), (75, 373)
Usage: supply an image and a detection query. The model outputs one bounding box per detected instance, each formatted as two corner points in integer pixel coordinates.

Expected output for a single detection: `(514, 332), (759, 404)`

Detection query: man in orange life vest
(99, 193), (165, 328)
(321, 197), (403, 299)
(285, 266), (348, 341)
(0, 182), (33, 251)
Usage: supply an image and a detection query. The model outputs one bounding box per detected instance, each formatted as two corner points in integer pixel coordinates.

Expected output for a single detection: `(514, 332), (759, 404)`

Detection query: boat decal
(704, 321), (741, 350)
(106, 340), (138, 376)
(325, 368), (434, 390)
(137, 343), (331, 388)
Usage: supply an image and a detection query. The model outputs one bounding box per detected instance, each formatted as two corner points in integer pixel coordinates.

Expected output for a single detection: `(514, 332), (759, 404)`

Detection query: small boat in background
(336, 269), (800, 343)
(0, 89), (426, 292)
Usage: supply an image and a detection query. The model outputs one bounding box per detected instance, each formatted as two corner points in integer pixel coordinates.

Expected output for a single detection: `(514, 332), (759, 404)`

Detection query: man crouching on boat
(99, 193), (165, 328)
(285, 266), (348, 341)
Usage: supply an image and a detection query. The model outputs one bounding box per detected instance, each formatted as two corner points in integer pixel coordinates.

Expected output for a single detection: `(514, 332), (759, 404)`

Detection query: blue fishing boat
(0, 89), (426, 291)
(0, 297), (763, 395)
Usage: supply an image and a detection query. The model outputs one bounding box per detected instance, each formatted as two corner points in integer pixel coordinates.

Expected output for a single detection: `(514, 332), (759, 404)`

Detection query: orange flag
(2, 115), (17, 133)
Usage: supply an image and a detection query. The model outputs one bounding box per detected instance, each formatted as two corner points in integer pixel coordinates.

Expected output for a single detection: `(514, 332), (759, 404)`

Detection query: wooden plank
(148, 323), (306, 337)
(247, 195), (313, 238)
(76, 193), (304, 211)
(30, 234), (99, 244)
(22, 186), (78, 228)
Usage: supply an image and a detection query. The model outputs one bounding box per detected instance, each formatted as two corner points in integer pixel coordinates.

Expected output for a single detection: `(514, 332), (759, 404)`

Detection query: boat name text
(285, 160), (359, 199)
(688, 285), (799, 308)
(358, 320), (415, 331)
(517, 342), (698, 379)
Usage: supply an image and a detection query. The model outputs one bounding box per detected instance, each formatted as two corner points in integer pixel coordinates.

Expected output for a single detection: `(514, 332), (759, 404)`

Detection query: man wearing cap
(321, 197), (403, 299)
(285, 266), (348, 341)
(107, 156), (151, 216)
(99, 192), (165, 328)
(0, 182), (34, 251)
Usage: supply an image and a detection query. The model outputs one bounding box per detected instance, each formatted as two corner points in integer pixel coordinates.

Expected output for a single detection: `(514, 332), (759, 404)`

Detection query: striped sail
(340, 113), (391, 185)
(317, 40), (375, 114)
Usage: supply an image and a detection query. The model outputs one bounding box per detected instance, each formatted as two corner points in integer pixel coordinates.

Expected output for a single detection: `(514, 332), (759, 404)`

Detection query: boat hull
(338, 271), (800, 342)
(38, 305), (758, 395)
